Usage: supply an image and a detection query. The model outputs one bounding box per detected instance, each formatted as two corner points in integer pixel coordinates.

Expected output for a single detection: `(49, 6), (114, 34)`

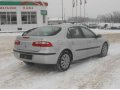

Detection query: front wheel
(99, 43), (108, 57)
(56, 51), (72, 72)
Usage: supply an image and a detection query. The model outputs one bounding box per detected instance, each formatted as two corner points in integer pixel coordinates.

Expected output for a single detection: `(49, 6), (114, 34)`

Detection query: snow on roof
(0, 0), (48, 6)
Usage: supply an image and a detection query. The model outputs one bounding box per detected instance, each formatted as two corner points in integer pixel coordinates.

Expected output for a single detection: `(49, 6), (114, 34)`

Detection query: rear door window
(67, 27), (84, 39)
(23, 26), (61, 36)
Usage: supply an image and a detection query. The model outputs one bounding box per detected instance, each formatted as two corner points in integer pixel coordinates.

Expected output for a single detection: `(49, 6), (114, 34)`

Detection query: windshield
(22, 26), (61, 36)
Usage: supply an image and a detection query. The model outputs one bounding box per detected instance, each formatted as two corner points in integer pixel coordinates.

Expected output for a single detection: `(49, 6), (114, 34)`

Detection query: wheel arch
(60, 48), (73, 61)
(99, 41), (109, 57)
(103, 41), (109, 47)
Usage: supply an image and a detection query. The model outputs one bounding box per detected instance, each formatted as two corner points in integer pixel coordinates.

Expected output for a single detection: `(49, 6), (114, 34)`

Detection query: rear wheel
(56, 51), (72, 72)
(24, 61), (34, 66)
(99, 43), (108, 57)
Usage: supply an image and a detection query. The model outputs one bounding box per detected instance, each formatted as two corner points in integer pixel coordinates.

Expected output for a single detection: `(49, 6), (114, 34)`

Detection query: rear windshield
(22, 26), (61, 36)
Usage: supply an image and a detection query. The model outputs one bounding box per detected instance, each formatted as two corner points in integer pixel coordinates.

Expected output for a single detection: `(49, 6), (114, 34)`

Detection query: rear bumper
(13, 49), (59, 64)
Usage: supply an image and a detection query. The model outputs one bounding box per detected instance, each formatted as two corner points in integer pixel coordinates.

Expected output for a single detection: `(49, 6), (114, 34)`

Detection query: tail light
(15, 40), (20, 45)
(32, 41), (53, 47)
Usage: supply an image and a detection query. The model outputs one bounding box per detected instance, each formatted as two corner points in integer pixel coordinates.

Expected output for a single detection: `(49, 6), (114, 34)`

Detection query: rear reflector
(32, 41), (53, 47)
(23, 36), (29, 39)
(15, 40), (20, 45)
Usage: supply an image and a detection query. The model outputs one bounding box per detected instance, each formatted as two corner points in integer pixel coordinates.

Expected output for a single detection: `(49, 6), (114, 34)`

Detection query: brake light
(32, 41), (53, 47)
(15, 40), (20, 45)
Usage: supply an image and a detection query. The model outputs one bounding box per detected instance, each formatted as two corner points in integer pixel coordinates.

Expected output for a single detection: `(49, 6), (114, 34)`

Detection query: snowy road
(0, 36), (120, 89)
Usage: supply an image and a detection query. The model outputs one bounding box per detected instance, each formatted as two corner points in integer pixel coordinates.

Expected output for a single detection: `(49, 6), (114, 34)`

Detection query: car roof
(49, 23), (86, 30)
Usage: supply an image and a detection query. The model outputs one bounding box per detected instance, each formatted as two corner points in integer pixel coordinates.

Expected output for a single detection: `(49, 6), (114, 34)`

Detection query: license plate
(20, 54), (32, 60)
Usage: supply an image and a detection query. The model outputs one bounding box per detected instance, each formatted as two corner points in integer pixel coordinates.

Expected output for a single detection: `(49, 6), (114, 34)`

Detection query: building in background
(0, 1), (48, 32)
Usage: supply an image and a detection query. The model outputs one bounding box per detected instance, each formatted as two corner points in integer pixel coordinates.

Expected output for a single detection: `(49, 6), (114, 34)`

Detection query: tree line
(97, 11), (120, 23)
(67, 11), (120, 23)
(67, 17), (97, 23)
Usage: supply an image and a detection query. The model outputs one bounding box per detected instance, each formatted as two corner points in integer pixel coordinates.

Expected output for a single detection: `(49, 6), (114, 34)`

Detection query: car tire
(56, 51), (72, 72)
(24, 61), (34, 65)
(99, 43), (108, 57)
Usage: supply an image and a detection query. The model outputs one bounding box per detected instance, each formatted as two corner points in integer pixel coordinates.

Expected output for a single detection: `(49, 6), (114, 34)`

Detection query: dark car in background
(88, 24), (98, 29)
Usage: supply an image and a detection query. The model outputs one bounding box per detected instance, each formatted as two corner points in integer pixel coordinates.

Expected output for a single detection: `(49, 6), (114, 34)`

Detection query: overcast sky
(1, 0), (120, 18)
(45, 0), (120, 18)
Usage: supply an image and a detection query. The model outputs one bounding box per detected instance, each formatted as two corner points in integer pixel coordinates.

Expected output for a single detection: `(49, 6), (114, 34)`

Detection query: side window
(67, 27), (83, 38)
(81, 27), (96, 38)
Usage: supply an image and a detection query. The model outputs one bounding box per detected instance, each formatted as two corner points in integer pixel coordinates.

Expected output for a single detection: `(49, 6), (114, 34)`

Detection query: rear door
(67, 26), (88, 60)
(80, 27), (101, 56)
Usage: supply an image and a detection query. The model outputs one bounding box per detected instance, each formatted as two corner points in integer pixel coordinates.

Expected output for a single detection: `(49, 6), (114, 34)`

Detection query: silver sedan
(13, 24), (109, 72)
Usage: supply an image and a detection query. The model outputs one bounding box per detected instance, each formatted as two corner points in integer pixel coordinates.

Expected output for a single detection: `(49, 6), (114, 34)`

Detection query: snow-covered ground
(0, 35), (120, 89)
(91, 29), (120, 34)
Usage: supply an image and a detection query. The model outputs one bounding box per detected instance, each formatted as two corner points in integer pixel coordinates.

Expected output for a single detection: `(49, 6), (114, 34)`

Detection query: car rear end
(13, 26), (62, 64)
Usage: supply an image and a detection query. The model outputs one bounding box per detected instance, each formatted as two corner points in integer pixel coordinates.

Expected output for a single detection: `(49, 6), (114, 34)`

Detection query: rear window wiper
(22, 27), (38, 36)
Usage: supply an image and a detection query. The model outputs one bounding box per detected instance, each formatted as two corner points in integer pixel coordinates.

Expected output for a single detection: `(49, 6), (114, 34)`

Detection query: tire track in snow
(0, 56), (56, 88)
(78, 54), (120, 89)
(0, 43), (120, 88)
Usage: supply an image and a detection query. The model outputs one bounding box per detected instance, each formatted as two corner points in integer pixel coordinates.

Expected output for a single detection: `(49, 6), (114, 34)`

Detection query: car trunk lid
(15, 36), (44, 52)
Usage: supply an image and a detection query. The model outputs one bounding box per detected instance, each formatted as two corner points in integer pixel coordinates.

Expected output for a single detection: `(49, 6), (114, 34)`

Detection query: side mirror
(96, 34), (102, 38)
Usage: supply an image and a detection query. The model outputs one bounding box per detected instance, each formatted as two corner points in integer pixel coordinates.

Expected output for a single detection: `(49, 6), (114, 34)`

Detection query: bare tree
(97, 11), (120, 23)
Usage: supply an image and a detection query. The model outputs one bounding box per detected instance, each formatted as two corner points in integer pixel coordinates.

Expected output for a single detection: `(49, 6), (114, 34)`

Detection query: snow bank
(91, 29), (120, 34)
(0, 29), (120, 37)
(0, 33), (22, 36)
